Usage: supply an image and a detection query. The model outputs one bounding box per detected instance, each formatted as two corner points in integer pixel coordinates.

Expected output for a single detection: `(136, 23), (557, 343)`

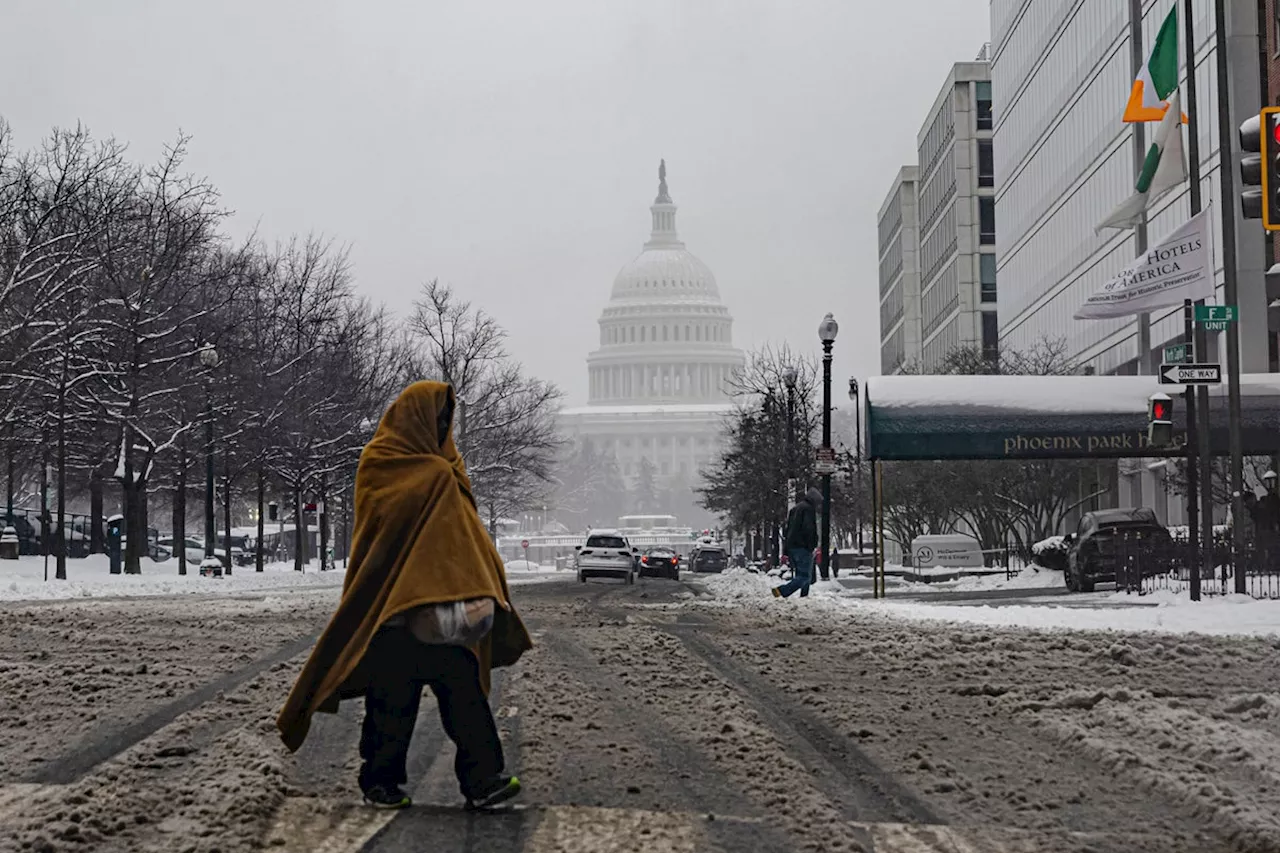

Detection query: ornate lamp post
(817, 313), (838, 582)
(848, 377), (863, 558)
(782, 365), (798, 504)
(199, 345), (220, 561)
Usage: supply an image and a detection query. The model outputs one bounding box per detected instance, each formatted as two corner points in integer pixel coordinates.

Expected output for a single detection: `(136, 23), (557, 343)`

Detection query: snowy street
(0, 572), (1278, 852)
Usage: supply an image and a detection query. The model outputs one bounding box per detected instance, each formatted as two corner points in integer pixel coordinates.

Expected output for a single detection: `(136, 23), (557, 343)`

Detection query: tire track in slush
(670, 625), (942, 827)
(26, 628), (323, 785)
(583, 584), (942, 828)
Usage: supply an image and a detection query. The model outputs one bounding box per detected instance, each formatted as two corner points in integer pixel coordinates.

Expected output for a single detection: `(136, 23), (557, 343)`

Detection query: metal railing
(1110, 531), (1280, 599)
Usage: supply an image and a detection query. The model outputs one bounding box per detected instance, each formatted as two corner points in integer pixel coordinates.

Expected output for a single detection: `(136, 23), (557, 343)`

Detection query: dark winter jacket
(1258, 492), (1280, 538)
(784, 495), (819, 552)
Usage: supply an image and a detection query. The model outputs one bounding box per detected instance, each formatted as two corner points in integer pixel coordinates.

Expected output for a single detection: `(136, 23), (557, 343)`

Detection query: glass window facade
(978, 140), (994, 187)
(989, 0), (1244, 373)
(976, 81), (993, 130)
(979, 197), (995, 245)
(980, 253), (997, 302)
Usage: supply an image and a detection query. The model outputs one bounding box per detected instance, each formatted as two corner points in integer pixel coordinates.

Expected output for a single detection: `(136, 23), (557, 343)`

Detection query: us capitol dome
(560, 161), (745, 500)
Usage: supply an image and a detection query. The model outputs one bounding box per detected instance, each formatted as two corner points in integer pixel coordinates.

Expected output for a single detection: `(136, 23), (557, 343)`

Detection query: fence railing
(1111, 531), (1280, 599)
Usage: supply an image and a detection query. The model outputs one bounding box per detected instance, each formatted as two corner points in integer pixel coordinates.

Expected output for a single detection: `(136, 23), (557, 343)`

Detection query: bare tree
(408, 280), (563, 534)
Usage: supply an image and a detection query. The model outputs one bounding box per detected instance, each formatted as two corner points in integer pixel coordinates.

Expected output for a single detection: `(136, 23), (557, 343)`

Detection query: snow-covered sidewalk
(0, 554), (345, 602)
(693, 567), (1280, 638)
(0, 553), (569, 602)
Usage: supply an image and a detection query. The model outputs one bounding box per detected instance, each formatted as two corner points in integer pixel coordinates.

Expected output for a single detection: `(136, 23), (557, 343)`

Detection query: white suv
(575, 529), (637, 584)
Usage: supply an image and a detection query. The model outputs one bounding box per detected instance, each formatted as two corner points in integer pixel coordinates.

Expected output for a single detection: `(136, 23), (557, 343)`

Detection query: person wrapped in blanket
(277, 381), (532, 811)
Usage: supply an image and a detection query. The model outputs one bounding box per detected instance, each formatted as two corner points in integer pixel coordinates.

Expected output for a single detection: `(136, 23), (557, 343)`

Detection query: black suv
(691, 545), (727, 574)
(1064, 508), (1173, 592)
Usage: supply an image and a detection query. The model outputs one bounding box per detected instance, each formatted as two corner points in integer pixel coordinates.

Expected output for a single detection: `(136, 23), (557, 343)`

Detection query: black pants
(358, 627), (504, 797)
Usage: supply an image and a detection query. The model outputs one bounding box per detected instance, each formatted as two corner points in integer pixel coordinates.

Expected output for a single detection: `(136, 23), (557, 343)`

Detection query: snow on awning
(865, 374), (1280, 461)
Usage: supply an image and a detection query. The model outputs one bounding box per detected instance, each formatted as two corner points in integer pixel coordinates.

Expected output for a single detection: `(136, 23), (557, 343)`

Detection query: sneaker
(362, 784), (412, 810)
(770, 587), (782, 598)
(465, 775), (521, 810)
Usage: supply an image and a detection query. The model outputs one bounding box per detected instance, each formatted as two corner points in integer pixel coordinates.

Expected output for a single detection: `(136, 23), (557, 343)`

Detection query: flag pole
(1130, 0), (1151, 378)
(1182, 0), (1207, 601)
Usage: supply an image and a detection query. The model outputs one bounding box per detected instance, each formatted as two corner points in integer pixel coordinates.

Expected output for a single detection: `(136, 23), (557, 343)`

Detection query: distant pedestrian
(277, 381), (532, 811)
(773, 487), (821, 599)
(1256, 472), (1280, 570)
(830, 547), (841, 579)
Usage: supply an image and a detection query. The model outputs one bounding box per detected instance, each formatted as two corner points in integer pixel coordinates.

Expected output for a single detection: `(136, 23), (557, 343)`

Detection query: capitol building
(559, 162), (745, 505)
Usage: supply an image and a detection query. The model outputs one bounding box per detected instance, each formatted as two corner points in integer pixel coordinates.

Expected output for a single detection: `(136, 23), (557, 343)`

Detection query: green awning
(866, 374), (1280, 461)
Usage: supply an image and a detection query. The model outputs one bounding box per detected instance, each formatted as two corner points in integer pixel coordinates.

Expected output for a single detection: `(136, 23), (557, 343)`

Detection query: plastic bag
(407, 598), (495, 646)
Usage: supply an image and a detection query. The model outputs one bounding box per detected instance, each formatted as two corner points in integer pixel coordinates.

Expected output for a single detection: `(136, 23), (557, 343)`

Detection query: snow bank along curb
(692, 568), (1280, 638)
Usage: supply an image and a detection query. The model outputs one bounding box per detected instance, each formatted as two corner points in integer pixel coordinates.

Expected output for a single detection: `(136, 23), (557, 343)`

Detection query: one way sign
(1160, 362), (1222, 385)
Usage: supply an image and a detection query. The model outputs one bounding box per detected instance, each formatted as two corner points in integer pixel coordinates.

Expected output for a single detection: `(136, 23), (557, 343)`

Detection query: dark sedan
(638, 547), (680, 580)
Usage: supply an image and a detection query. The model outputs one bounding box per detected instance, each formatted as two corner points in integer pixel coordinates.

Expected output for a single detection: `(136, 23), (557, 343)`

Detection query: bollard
(0, 526), (18, 560)
(106, 514), (123, 575)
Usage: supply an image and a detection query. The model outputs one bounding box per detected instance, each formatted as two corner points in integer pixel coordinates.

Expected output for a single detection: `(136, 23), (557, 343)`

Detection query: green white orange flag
(1123, 5), (1179, 122)
(1097, 91), (1187, 231)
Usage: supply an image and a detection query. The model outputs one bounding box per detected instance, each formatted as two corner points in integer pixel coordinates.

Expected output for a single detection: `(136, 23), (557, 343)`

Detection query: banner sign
(1075, 209), (1213, 319)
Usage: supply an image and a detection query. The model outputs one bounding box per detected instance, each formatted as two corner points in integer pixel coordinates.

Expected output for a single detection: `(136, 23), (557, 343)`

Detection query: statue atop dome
(655, 159), (671, 204)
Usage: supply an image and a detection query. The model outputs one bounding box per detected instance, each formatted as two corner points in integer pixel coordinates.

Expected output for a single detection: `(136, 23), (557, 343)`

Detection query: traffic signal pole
(1214, 0), (1247, 594)
(1183, 0), (1205, 601)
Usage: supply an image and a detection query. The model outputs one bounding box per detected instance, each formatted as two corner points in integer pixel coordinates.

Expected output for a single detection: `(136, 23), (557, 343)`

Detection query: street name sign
(1194, 304), (1238, 331)
(1163, 342), (1191, 363)
(1159, 362), (1222, 385)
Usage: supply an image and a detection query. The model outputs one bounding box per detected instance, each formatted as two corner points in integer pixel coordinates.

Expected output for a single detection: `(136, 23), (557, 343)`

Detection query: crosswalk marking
(263, 796), (397, 853)
(525, 805), (706, 853)
(261, 798), (1177, 852)
(0, 783), (58, 822)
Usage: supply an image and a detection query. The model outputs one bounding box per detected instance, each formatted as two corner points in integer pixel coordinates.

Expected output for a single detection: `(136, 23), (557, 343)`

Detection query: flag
(1123, 5), (1179, 122)
(1076, 209), (1213, 319)
(1096, 91), (1186, 231)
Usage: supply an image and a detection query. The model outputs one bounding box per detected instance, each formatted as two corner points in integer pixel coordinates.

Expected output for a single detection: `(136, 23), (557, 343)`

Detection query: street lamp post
(783, 365), (798, 504)
(848, 377), (863, 559)
(199, 345), (220, 561)
(818, 313), (838, 583)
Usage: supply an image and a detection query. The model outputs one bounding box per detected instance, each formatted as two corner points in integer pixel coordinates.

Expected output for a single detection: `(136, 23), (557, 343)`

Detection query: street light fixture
(848, 376), (863, 559)
(782, 365), (798, 506)
(199, 345), (219, 562)
(817, 314), (838, 582)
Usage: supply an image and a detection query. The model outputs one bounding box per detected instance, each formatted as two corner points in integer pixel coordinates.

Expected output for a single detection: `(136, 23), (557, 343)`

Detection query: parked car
(160, 537), (207, 565)
(215, 534), (254, 566)
(1064, 507), (1173, 592)
(574, 530), (637, 584)
(639, 546), (680, 580)
(690, 541), (728, 574)
(30, 519), (91, 558)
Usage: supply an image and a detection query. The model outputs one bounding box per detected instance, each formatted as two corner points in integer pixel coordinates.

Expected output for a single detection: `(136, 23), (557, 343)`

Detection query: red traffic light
(1153, 401), (1170, 420)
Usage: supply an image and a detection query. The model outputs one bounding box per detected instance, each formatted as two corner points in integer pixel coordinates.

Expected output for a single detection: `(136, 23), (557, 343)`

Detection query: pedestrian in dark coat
(830, 547), (841, 579)
(773, 487), (821, 598)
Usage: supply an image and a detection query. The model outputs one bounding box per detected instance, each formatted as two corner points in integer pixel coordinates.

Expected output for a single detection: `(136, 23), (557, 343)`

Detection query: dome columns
(587, 359), (739, 404)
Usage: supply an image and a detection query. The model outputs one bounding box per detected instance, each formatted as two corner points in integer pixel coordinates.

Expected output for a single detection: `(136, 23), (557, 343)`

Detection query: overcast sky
(3, 0), (990, 405)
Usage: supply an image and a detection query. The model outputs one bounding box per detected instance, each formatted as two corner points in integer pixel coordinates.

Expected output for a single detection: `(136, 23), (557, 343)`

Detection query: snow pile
(0, 554), (345, 602)
(697, 567), (847, 602)
(1031, 536), (1065, 556)
(503, 559), (559, 573)
(932, 565), (1066, 593)
(861, 591), (1280, 637)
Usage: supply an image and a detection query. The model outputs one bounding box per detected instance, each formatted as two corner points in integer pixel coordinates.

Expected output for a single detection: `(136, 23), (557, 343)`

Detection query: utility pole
(1183, 0), (1208, 600)
(1215, 0), (1248, 594)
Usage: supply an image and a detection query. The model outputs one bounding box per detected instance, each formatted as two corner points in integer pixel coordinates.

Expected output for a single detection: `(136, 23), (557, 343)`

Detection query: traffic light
(1239, 108), (1280, 229)
(1148, 393), (1174, 447)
